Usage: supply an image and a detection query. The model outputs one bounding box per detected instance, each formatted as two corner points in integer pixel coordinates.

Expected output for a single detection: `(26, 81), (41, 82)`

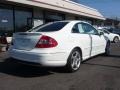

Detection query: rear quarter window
(36, 22), (68, 32)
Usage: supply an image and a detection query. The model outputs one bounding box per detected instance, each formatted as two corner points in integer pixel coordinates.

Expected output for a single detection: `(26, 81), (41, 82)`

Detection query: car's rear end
(9, 21), (70, 67)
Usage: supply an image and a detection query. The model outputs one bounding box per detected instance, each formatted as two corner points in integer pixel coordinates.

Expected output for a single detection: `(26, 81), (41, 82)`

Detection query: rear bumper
(8, 48), (68, 67)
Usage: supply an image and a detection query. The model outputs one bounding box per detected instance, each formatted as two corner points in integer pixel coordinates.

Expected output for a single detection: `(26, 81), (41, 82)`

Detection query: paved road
(0, 43), (120, 90)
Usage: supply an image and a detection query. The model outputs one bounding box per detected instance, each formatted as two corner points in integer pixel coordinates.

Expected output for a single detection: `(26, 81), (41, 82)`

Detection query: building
(0, 0), (105, 36)
(103, 18), (120, 28)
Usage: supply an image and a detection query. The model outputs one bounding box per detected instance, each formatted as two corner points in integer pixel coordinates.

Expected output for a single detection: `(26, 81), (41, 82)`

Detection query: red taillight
(35, 35), (58, 48)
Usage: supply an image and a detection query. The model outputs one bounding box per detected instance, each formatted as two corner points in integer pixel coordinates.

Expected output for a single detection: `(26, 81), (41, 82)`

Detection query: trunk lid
(13, 32), (42, 50)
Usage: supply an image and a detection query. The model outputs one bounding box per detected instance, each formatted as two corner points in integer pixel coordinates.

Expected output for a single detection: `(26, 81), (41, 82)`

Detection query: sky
(71, 0), (120, 18)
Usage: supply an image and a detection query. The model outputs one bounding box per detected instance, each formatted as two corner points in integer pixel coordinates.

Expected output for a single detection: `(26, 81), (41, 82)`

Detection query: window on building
(0, 5), (33, 36)
(0, 5), (14, 36)
(14, 7), (33, 32)
(44, 11), (65, 23)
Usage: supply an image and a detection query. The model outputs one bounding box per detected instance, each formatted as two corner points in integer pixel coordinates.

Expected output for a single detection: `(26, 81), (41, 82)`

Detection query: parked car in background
(0, 32), (8, 52)
(9, 21), (110, 72)
(0, 33), (7, 45)
(98, 28), (120, 43)
(108, 28), (120, 35)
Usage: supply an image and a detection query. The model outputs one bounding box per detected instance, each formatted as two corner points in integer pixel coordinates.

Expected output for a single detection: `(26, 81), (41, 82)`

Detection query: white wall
(7, 0), (105, 20)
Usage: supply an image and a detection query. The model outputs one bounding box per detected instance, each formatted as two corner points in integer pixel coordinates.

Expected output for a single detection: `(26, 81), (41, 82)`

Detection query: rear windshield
(31, 22), (68, 32)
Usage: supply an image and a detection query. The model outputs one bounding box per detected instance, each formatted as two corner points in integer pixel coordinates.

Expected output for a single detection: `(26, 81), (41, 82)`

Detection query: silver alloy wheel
(71, 51), (81, 70)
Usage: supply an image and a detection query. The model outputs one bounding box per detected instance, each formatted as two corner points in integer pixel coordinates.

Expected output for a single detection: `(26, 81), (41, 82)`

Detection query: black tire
(66, 48), (82, 73)
(104, 42), (110, 56)
(113, 37), (119, 43)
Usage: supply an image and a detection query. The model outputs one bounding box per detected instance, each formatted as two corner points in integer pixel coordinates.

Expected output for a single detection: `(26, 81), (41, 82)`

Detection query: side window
(72, 23), (85, 33)
(72, 24), (79, 33)
(78, 24), (85, 33)
(82, 23), (99, 35)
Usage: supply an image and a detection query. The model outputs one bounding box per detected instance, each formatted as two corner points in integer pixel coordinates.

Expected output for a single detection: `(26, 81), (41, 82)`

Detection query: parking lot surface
(0, 43), (120, 90)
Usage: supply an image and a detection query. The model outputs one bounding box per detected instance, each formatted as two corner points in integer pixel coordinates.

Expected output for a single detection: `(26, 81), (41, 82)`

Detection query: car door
(72, 23), (91, 59)
(82, 23), (106, 56)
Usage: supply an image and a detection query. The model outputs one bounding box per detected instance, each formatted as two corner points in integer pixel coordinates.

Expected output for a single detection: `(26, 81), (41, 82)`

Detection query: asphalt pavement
(0, 43), (120, 90)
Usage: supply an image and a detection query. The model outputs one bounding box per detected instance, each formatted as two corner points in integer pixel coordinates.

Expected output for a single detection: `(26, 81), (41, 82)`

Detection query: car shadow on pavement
(83, 63), (120, 69)
(0, 58), (68, 77)
(0, 58), (54, 78)
(107, 54), (120, 58)
(82, 54), (120, 69)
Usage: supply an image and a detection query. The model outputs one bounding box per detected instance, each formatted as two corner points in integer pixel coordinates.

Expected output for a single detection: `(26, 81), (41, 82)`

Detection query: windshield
(103, 29), (110, 34)
(29, 22), (68, 32)
(98, 29), (110, 34)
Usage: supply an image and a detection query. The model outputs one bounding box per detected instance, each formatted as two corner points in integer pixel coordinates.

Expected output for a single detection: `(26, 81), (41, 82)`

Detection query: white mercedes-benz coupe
(9, 21), (110, 72)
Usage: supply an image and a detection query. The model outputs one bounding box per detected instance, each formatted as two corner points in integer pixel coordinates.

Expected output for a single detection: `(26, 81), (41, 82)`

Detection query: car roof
(54, 20), (91, 24)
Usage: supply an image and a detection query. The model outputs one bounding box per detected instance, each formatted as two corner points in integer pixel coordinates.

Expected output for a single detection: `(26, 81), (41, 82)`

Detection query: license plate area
(14, 38), (32, 50)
